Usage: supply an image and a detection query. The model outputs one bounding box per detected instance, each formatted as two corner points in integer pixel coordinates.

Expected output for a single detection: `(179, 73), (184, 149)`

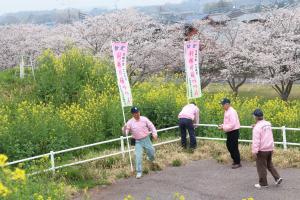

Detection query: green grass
(204, 83), (300, 100)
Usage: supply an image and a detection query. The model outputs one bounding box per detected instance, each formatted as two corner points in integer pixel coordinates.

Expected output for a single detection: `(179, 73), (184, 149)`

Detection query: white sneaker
(254, 184), (268, 189)
(275, 178), (283, 185)
(136, 172), (142, 179)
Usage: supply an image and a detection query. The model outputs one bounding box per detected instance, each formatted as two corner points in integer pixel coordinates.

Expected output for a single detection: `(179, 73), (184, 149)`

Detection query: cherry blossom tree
(73, 9), (169, 84)
(0, 24), (74, 70)
(252, 8), (300, 100)
(212, 21), (258, 95)
(204, 7), (300, 99)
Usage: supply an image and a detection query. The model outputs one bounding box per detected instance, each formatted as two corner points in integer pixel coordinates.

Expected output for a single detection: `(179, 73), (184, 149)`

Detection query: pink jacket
(124, 116), (157, 140)
(252, 120), (274, 154)
(222, 107), (240, 132)
(178, 104), (200, 124)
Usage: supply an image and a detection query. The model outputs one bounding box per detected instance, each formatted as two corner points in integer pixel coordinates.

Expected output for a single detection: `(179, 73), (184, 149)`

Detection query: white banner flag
(112, 42), (133, 107)
(184, 40), (202, 99)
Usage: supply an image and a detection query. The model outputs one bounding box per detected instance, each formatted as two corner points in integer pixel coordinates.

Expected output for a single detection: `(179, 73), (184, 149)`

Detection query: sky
(0, 0), (184, 14)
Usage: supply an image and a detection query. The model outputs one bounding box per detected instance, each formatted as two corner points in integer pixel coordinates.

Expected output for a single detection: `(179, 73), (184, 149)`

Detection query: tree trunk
(227, 76), (247, 96)
(201, 77), (211, 90)
(272, 80), (294, 101)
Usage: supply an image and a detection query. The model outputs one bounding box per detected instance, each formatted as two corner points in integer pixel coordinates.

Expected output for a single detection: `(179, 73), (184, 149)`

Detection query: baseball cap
(253, 109), (263, 117)
(131, 106), (139, 113)
(220, 98), (231, 105)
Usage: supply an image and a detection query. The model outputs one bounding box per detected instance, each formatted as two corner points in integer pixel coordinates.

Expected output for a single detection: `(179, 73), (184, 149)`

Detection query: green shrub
(172, 159), (182, 167)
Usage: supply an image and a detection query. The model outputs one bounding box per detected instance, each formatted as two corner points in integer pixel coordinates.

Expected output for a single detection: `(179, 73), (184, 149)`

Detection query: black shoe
(232, 164), (242, 169)
(275, 178), (283, 185)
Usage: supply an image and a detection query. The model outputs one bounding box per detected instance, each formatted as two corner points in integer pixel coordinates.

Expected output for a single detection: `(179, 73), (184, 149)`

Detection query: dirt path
(74, 160), (300, 200)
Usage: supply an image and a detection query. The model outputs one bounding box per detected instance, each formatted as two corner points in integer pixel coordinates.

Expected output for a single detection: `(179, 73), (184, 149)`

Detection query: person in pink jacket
(252, 109), (283, 189)
(218, 98), (241, 169)
(178, 102), (200, 149)
(123, 107), (158, 179)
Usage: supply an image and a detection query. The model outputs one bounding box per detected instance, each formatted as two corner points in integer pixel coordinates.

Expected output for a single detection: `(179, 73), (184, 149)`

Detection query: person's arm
(222, 111), (237, 132)
(146, 118), (158, 139)
(122, 122), (131, 136)
(252, 126), (260, 154)
(218, 113), (225, 130)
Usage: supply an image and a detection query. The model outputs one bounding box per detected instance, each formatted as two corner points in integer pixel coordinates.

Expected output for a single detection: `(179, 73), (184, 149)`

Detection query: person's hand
(252, 153), (257, 160)
(218, 124), (223, 130)
(194, 124), (198, 129)
(152, 134), (158, 141)
(251, 124), (255, 128)
(124, 129), (129, 137)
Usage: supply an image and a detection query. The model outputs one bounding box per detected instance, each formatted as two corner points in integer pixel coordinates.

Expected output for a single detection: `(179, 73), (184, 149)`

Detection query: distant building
(158, 10), (207, 24)
(236, 13), (265, 23)
(205, 14), (231, 26)
(184, 14), (208, 23)
(227, 9), (246, 19)
(44, 21), (56, 27)
(78, 12), (88, 20)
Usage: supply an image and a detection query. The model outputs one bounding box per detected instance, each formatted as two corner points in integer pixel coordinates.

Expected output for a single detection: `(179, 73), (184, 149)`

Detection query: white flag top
(184, 40), (202, 99)
(112, 42), (133, 107)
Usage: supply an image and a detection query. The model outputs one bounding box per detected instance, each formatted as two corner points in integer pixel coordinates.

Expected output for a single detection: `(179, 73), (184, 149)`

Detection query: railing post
(282, 126), (287, 150)
(50, 151), (55, 175)
(120, 136), (125, 159)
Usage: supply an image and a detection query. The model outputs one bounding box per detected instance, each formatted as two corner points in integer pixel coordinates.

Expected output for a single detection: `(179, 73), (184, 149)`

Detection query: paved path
(74, 160), (300, 200)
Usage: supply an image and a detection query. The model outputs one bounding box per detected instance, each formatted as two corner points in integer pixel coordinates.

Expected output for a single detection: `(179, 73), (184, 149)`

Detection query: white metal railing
(5, 124), (300, 175)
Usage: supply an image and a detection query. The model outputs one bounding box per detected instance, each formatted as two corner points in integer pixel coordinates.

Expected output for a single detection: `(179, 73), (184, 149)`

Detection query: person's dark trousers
(256, 151), (280, 186)
(226, 129), (241, 165)
(179, 118), (197, 149)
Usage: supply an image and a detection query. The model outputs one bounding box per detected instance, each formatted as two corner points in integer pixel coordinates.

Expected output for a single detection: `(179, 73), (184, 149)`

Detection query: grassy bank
(204, 83), (300, 100)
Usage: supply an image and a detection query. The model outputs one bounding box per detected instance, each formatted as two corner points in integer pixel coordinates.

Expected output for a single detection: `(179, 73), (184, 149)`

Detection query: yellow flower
(0, 154), (8, 167)
(0, 182), (11, 197)
(179, 195), (185, 200)
(36, 195), (44, 200)
(34, 193), (44, 200)
(124, 194), (134, 200)
(11, 168), (26, 181)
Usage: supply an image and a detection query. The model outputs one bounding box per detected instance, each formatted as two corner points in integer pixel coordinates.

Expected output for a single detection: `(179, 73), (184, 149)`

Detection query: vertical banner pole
(112, 41), (134, 173)
(122, 106), (134, 172)
(186, 75), (189, 104)
(121, 106), (126, 124)
(184, 44), (189, 104)
(120, 136), (125, 159)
